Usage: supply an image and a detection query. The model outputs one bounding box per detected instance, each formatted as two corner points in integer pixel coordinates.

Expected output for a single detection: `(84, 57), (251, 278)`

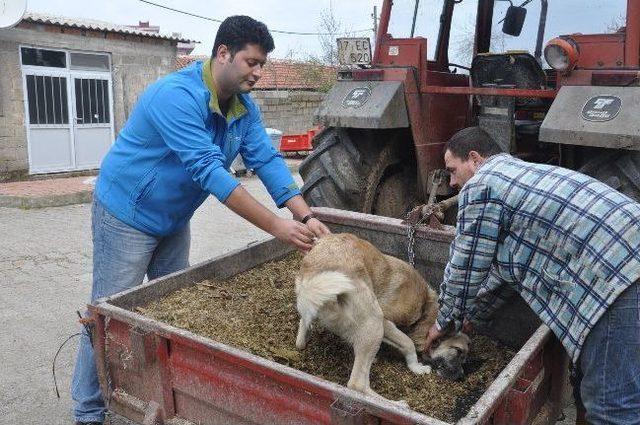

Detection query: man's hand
(271, 218), (316, 252)
(306, 217), (331, 238)
(424, 323), (445, 352)
(428, 204), (446, 222)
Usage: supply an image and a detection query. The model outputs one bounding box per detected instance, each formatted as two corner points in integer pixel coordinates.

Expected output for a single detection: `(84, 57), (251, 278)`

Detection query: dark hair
(445, 127), (503, 159)
(212, 15), (275, 59)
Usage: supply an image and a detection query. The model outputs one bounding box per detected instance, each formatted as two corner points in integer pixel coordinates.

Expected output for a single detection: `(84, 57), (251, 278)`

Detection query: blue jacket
(96, 61), (300, 236)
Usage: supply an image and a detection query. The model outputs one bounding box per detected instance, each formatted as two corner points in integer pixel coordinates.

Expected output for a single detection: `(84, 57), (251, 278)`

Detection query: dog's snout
(428, 357), (465, 381)
(438, 365), (465, 382)
(422, 356), (464, 381)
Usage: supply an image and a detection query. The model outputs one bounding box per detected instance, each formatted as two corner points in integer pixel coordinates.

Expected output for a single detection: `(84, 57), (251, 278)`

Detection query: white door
(71, 74), (114, 169)
(22, 48), (114, 174)
(23, 70), (75, 173)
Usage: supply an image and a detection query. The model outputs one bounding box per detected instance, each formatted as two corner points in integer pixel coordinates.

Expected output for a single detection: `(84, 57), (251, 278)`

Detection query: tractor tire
(578, 150), (640, 202)
(300, 127), (418, 218)
(362, 143), (418, 218)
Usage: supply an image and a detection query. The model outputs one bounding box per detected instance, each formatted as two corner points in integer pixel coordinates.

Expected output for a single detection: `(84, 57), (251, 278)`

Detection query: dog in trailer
(294, 233), (470, 399)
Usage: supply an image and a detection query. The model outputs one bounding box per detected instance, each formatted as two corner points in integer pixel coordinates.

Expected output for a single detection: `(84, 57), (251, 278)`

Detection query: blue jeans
(71, 199), (190, 422)
(578, 280), (640, 424)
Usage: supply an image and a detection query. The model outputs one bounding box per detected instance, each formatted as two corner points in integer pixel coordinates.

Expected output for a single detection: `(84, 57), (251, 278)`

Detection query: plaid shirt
(437, 154), (640, 362)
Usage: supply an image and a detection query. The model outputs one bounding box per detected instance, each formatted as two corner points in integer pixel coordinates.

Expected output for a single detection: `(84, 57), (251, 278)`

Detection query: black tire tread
(300, 128), (384, 211)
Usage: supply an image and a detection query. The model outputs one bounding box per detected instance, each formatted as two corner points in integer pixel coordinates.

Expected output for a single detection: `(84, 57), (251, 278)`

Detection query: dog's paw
(295, 333), (308, 350)
(295, 339), (307, 350)
(408, 363), (432, 375)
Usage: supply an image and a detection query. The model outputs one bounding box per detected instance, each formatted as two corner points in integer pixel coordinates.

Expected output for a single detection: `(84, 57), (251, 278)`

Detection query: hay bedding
(139, 253), (515, 422)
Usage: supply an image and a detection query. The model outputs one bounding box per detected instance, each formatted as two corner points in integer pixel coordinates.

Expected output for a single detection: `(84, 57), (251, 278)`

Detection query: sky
(24, 0), (380, 59)
(23, 0), (628, 64)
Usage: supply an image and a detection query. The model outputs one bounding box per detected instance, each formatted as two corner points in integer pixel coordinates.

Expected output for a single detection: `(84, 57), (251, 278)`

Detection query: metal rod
(534, 0), (548, 65)
(372, 5), (378, 39)
(474, 0), (495, 55)
(43, 76), (49, 125)
(49, 76), (55, 124)
(100, 80), (106, 124)
(103, 80), (110, 123)
(421, 85), (557, 98)
(35, 76), (41, 124)
(80, 79), (85, 124)
(410, 0), (420, 38)
(625, 0), (640, 67)
(62, 78), (68, 124)
(58, 77), (64, 124)
(435, 0), (456, 68)
(93, 79), (98, 123)
(88, 79), (94, 124)
(373, 0), (392, 63)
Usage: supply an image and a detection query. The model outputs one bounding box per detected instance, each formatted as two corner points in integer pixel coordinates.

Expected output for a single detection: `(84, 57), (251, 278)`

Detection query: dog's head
(422, 332), (470, 381)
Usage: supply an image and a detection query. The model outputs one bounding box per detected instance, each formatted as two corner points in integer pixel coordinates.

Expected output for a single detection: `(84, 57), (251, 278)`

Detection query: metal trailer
(90, 208), (567, 425)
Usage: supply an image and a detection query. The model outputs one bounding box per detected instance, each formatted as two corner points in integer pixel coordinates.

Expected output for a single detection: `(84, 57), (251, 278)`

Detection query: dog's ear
(453, 332), (471, 351)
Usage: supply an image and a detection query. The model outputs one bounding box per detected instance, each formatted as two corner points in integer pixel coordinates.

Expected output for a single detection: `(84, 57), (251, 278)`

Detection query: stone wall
(0, 23), (176, 180)
(251, 90), (325, 134)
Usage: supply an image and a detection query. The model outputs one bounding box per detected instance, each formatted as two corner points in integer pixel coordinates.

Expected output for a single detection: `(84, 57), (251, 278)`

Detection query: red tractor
(300, 0), (640, 218)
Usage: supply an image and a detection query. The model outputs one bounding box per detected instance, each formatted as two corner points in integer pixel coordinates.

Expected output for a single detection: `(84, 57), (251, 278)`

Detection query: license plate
(337, 38), (372, 66)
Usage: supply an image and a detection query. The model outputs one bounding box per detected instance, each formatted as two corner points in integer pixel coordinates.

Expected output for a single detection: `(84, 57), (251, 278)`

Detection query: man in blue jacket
(423, 127), (640, 424)
(72, 15), (330, 425)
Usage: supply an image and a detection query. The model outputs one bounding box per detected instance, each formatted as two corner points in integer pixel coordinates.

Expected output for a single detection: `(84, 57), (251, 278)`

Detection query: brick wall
(251, 90), (325, 134)
(0, 37), (25, 179)
(0, 24), (176, 180)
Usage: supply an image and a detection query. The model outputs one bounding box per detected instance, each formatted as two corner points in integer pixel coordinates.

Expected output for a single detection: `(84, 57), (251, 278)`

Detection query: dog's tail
(295, 271), (355, 325)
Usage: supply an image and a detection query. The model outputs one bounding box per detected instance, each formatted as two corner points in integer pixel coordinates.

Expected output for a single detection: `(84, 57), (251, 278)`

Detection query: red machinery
(279, 128), (318, 153)
(300, 0), (640, 218)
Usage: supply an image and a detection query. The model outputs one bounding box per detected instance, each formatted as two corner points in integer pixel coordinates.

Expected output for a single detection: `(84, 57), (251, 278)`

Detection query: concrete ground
(0, 172), (300, 425)
(0, 167), (576, 425)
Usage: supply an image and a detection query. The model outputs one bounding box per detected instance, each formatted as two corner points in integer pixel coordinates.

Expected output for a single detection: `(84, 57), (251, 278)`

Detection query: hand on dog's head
(421, 332), (470, 381)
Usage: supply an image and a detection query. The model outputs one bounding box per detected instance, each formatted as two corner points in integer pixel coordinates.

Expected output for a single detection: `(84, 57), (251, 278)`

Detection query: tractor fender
(314, 80), (409, 129)
(540, 85), (640, 151)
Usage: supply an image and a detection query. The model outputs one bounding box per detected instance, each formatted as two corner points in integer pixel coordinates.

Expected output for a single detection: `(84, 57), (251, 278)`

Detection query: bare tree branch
(452, 17), (506, 68)
(316, 4), (352, 65)
(606, 13), (626, 33)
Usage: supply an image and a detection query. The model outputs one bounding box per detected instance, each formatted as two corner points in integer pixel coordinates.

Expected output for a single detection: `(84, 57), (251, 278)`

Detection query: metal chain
(405, 169), (447, 268)
(405, 169), (446, 268)
(406, 210), (428, 268)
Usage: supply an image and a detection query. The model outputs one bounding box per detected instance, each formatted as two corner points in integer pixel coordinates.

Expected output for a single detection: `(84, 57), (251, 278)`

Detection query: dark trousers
(572, 280), (640, 425)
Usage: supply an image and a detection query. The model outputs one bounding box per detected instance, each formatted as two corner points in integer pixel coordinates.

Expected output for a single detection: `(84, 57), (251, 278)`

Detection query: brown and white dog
(295, 233), (470, 399)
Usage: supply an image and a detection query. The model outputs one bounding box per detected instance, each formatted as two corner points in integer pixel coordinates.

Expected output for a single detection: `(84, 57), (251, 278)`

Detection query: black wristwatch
(301, 213), (317, 224)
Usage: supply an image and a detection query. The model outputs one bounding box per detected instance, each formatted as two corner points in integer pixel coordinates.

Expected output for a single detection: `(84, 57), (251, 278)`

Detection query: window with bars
(25, 75), (69, 125)
(74, 79), (110, 124)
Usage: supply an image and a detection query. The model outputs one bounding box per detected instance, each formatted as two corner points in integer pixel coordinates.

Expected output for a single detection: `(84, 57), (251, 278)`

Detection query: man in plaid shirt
(423, 127), (640, 424)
